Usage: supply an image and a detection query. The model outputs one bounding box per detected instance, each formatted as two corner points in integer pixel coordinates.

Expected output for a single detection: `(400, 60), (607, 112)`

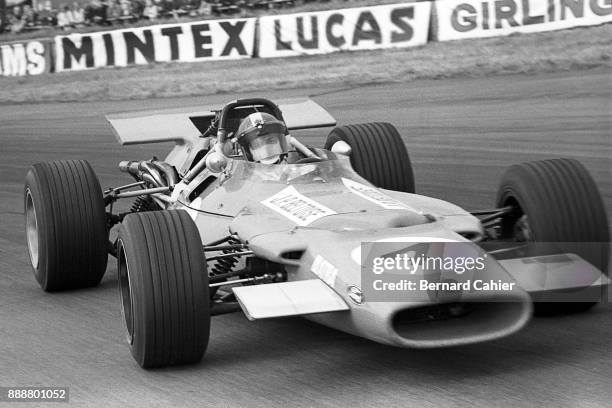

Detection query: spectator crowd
(0, 0), (313, 34)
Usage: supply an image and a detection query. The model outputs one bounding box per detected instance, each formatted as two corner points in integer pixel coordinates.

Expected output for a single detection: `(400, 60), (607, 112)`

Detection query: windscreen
(226, 155), (364, 186)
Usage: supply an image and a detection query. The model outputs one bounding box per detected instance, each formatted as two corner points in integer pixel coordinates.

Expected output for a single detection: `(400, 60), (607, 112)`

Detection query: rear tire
(117, 210), (210, 368)
(24, 160), (108, 291)
(496, 158), (609, 314)
(325, 122), (415, 193)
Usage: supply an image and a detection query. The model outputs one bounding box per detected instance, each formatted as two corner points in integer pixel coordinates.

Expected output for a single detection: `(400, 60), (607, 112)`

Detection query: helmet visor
(249, 133), (285, 163)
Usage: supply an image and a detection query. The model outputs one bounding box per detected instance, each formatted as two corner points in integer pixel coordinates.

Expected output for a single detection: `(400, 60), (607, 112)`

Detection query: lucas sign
(258, 2), (432, 58)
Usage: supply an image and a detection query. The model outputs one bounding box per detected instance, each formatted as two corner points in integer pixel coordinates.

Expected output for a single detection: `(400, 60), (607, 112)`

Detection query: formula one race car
(24, 98), (610, 368)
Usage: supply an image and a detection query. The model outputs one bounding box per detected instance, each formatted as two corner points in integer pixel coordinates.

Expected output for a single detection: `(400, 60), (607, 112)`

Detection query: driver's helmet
(235, 112), (288, 164)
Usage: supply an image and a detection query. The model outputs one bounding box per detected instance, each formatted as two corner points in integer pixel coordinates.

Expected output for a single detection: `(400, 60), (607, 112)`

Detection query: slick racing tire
(24, 160), (108, 291)
(496, 158), (609, 314)
(325, 122), (415, 193)
(117, 210), (210, 368)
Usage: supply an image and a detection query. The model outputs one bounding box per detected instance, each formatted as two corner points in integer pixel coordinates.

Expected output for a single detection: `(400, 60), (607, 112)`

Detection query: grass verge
(0, 24), (610, 103)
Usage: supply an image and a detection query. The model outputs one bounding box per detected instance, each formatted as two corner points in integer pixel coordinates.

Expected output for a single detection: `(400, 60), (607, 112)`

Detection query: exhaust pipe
(119, 160), (177, 188)
(151, 160), (178, 187)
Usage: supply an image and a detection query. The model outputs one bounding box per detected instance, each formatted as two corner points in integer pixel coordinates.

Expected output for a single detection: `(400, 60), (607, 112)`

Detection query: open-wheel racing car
(24, 98), (610, 368)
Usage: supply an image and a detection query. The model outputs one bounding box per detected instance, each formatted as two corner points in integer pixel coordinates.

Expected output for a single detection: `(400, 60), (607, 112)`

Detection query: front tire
(24, 160), (108, 291)
(117, 210), (210, 368)
(497, 158), (609, 313)
(325, 122), (415, 193)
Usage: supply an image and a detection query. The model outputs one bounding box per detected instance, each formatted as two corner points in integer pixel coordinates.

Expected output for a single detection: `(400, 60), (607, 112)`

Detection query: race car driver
(235, 112), (289, 165)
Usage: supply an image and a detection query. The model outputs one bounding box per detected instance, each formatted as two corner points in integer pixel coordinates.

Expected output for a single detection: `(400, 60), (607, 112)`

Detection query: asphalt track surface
(1, 69), (611, 408)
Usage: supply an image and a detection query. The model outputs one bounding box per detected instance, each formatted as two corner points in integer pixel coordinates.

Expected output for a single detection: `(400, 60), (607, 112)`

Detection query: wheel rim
(117, 241), (134, 345)
(513, 214), (532, 242)
(25, 189), (40, 269)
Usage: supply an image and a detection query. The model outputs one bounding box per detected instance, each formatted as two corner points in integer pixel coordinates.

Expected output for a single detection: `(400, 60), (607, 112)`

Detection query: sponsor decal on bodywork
(261, 185), (336, 226)
(342, 178), (419, 211)
(311, 255), (339, 287)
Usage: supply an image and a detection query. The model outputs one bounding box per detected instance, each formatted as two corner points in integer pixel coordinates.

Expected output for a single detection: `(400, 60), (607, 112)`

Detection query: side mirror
(331, 140), (352, 156)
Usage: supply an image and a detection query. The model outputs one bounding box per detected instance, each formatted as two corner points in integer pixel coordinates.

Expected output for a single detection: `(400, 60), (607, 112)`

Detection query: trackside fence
(0, 0), (610, 77)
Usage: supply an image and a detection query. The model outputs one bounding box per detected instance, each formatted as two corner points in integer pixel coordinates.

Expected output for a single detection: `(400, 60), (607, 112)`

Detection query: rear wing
(106, 98), (336, 146)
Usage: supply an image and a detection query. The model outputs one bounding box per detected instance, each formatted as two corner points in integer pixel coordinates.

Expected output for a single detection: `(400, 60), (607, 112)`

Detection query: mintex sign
(54, 18), (256, 72)
(257, 2), (432, 58)
(434, 0), (612, 41)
